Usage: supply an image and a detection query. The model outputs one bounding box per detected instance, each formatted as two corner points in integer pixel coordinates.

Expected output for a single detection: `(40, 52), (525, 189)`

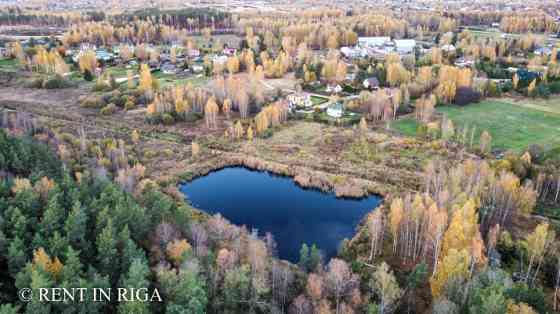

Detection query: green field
(392, 100), (560, 152)
(106, 65), (134, 78)
(0, 58), (19, 71)
(310, 95), (328, 105)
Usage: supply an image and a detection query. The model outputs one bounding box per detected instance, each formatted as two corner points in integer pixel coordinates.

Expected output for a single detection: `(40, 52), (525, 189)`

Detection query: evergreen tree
(309, 245), (322, 272)
(117, 258), (151, 314)
(96, 219), (118, 282)
(298, 243), (310, 271)
(7, 236), (27, 276)
(64, 201), (88, 251)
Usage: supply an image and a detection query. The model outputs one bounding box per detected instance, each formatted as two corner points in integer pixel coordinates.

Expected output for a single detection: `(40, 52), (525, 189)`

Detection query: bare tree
(326, 258), (358, 314)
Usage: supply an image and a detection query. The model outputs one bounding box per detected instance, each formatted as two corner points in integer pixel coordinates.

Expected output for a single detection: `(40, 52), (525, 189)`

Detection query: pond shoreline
(178, 153), (393, 199)
(179, 166), (383, 262)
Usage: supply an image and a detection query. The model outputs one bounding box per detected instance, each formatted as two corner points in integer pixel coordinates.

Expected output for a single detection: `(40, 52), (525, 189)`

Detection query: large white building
(358, 37), (391, 48)
(394, 39), (416, 54)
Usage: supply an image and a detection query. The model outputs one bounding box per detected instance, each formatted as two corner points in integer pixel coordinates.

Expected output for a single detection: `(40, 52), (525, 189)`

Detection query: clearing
(391, 100), (560, 152)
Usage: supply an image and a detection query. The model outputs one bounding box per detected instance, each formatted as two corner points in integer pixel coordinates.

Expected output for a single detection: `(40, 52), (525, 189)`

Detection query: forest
(1, 3), (560, 314)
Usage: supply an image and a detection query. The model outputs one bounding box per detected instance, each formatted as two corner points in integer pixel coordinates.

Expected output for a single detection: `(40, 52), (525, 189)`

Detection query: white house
(212, 55), (228, 65)
(161, 63), (178, 74)
(454, 57), (474, 68)
(441, 44), (456, 53)
(191, 64), (204, 73)
(326, 84), (342, 94)
(326, 102), (343, 118)
(363, 77), (380, 90)
(358, 37), (391, 48)
(287, 93), (312, 108)
(394, 39), (416, 54)
(187, 49), (201, 58)
(340, 46), (366, 58)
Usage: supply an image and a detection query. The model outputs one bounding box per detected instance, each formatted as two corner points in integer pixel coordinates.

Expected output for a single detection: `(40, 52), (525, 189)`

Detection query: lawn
(536, 204), (560, 220)
(310, 95), (328, 106)
(0, 58), (19, 71)
(106, 65), (134, 78)
(390, 118), (418, 137)
(499, 97), (560, 115)
(392, 100), (560, 152)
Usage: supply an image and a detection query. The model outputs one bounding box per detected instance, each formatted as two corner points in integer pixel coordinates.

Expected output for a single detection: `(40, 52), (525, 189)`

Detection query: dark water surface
(179, 167), (382, 262)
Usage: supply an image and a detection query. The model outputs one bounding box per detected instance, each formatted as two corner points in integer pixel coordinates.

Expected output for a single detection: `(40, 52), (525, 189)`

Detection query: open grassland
(392, 100), (560, 152)
(499, 97), (560, 115)
(0, 58), (18, 71)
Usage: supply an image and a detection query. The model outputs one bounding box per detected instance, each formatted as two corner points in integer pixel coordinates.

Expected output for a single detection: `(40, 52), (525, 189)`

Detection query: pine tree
(299, 244), (310, 270)
(96, 219), (118, 280)
(117, 258), (151, 314)
(64, 201), (87, 251)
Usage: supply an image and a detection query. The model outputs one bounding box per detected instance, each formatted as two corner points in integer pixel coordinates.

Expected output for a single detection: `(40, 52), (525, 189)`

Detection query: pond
(179, 167), (382, 263)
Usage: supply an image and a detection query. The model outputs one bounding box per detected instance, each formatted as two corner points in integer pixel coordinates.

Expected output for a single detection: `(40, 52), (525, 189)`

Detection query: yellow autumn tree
(78, 50), (97, 74)
(389, 198), (404, 253)
(528, 79), (536, 97)
(255, 111), (269, 135)
(480, 131), (492, 155)
(441, 199), (480, 259)
(507, 301), (537, 314)
(247, 125), (254, 141)
(126, 70), (135, 89)
(226, 56), (240, 74)
(359, 117), (368, 133)
(524, 222), (555, 282)
(138, 63), (153, 93)
(436, 65), (459, 103)
(166, 239), (192, 265)
(33, 247), (52, 271)
(513, 73), (519, 90)
(12, 177), (31, 193)
(205, 97), (219, 129)
(430, 248), (471, 298)
(223, 98), (232, 119)
(191, 141), (200, 157)
(131, 129), (140, 144)
(49, 257), (64, 280)
(33, 247), (64, 279)
(234, 120), (244, 139)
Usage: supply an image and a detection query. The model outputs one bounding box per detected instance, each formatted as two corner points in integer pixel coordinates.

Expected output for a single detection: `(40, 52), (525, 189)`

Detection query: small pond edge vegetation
(177, 153), (395, 199)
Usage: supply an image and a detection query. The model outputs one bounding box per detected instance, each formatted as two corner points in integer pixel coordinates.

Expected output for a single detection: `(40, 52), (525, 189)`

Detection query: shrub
(486, 81), (501, 97)
(144, 150), (157, 159)
(26, 77), (44, 88)
(162, 113), (175, 125)
(100, 103), (117, 115)
(258, 128), (274, 138)
(455, 87), (482, 106)
(93, 81), (112, 92)
(184, 112), (203, 123)
(124, 100), (135, 110)
(42, 75), (66, 89)
(416, 123), (428, 138)
(548, 81), (560, 94)
(83, 69), (94, 81)
(79, 95), (105, 109)
(535, 83), (550, 98)
(504, 284), (547, 314)
(120, 95), (130, 106)
(501, 81), (513, 93)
